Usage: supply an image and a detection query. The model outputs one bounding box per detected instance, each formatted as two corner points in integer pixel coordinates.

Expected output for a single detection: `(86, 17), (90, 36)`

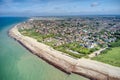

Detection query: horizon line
(0, 14), (120, 17)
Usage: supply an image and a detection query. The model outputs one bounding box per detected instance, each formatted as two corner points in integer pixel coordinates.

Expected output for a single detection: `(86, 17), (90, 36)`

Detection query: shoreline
(13, 38), (72, 74)
(9, 23), (120, 80)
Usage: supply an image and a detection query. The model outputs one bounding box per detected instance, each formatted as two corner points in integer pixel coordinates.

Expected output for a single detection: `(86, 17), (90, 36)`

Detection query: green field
(93, 47), (120, 67)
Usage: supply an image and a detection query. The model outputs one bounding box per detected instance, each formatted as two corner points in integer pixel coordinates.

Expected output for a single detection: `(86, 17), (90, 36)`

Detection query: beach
(9, 23), (120, 80)
(0, 17), (88, 80)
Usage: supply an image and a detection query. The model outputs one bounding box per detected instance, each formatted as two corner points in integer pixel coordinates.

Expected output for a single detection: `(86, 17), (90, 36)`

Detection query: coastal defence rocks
(9, 25), (120, 80)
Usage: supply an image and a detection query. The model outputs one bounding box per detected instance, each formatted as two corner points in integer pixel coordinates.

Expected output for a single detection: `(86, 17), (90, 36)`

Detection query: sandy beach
(9, 23), (120, 80)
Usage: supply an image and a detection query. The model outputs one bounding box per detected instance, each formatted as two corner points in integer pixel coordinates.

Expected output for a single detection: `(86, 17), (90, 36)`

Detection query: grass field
(93, 47), (120, 67)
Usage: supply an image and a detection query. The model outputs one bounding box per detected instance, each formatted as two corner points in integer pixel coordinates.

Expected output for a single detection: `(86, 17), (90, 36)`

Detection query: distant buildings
(19, 16), (120, 48)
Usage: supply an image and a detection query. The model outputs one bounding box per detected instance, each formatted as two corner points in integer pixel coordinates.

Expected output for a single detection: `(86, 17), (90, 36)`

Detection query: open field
(93, 47), (120, 67)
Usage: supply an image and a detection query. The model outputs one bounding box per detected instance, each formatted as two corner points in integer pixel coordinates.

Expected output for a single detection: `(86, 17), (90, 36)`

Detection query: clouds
(0, 0), (120, 16)
(91, 2), (100, 7)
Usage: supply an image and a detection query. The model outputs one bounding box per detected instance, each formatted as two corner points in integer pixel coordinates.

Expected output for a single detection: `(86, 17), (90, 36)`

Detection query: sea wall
(9, 24), (120, 80)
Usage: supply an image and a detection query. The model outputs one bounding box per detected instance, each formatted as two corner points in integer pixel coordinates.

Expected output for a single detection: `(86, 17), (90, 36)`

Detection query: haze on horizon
(0, 0), (120, 16)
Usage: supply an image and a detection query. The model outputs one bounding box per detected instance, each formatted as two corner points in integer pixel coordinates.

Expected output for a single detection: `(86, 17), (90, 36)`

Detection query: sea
(0, 17), (88, 80)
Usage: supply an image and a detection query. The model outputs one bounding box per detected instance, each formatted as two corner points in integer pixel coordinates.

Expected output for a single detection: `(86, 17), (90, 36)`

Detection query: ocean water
(0, 17), (88, 80)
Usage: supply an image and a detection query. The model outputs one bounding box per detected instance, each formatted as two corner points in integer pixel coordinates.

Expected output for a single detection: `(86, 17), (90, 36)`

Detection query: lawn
(93, 47), (120, 67)
(19, 29), (56, 42)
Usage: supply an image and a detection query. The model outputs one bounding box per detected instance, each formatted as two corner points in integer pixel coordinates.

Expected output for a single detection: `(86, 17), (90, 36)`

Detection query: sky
(0, 0), (120, 16)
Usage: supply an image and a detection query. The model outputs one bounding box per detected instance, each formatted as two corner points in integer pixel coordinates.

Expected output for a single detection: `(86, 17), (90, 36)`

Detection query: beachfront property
(18, 16), (120, 58)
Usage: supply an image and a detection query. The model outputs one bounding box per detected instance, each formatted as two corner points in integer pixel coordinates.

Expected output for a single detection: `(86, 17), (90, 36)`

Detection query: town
(18, 16), (120, 58)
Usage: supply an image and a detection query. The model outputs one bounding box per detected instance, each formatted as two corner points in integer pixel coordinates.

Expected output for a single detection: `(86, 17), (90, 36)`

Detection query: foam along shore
(9, 23), (120, 80)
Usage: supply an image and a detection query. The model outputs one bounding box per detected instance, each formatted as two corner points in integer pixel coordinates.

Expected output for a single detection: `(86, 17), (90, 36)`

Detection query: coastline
(9, 23), (120, 80)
